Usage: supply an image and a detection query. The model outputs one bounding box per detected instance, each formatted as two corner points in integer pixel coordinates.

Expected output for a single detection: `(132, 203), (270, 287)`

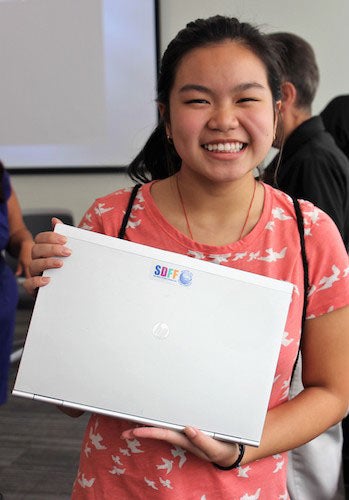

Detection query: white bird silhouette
(273, 460), (284, 473)
(127, 438), (144, 454)
(85, 212), (92, 222)
(304, 227), (312, 236)
(240, 488), (261, 500)
(272, 207), (292, 220)
(188, 250), (206, 259)
(304, 209), (320, 224)
(144, 477), (158, 490)
(119, 447), (131, 456)
(126, 219), (141, 230)
(208, 253), (231, 264)
(344, 266), (349, 277)
(109, 466), (126, 476)
(80, 222), (93, 231)
(248, 251), (260, 261)
(273, 374), (280, 384)
(89, 427), (106, 450)
(232, 252), (247, 261)
(156, 458), (173, 474)
(96, 203), (113, 215)
(307, 284), (316, 297)
(131, 203), (144, 211)
(171, 446), (187, 468)
(273, 453), (282, 459)
(237, 465), (251, 478)
(78, 473), (95, 489)
(84, 443), (91, 457)
(258, 247), (287, 262)
(265, 221), (275, 231)
(112, 455), (123, 465)
(317, 265), (340, 290)
(281, 331), (293, 347)
(159, 477), (173, 489)
(279, 492), (288, 500)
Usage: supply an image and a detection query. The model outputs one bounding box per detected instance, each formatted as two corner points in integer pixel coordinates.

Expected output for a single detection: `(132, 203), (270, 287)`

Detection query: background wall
(10, 0), (349, 224)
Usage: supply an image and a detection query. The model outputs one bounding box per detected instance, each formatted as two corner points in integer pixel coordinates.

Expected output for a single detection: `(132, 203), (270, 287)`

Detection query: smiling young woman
(24, 16), (349, 500)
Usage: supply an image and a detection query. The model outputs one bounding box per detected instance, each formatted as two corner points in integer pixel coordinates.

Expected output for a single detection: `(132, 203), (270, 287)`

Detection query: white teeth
(204, 142), (244, 152)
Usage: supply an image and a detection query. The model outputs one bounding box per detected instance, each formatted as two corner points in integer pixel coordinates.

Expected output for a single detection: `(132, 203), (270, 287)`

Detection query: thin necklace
(176, 175), (258, 242)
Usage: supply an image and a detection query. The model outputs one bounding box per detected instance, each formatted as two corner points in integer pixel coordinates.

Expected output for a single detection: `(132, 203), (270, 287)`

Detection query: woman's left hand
(121, 425), (240, 467)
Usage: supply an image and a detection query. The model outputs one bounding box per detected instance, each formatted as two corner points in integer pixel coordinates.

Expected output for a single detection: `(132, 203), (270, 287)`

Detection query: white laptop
(13, 224), (293, 447)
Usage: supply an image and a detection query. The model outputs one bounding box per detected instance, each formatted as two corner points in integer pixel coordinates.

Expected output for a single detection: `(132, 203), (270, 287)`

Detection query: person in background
(263, 33), (349, 500)
(0, 160), (33, 405)
(24, 16), (349, 499)
(263, 35), (349, 252)
(321, 94), (349, 160)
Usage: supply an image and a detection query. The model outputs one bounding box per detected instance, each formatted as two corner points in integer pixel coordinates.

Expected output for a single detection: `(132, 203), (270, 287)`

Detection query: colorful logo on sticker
(153, 265), (193, 286)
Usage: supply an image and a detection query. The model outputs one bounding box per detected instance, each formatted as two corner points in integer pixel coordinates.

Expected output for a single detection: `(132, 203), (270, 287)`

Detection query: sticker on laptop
(152, 264), (193, 286)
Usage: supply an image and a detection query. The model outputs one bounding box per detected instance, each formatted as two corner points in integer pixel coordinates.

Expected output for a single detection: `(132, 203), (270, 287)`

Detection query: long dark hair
(128, 15), (281, 183)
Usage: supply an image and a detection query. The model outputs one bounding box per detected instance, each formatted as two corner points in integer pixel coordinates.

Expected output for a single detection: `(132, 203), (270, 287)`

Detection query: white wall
(11, 0), (349, 222)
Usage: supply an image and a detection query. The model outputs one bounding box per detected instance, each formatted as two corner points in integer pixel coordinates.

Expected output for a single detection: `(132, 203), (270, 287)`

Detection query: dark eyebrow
(178, 82), (266, 94)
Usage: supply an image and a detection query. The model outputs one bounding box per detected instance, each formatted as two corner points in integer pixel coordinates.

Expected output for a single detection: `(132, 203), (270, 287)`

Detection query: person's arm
(7, 188), (34, 278)
(121, 305), (349, 467)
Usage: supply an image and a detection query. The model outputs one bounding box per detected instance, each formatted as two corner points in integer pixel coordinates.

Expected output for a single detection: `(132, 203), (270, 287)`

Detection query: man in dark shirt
(263, 32), (349, 500)
(263, 34), (349, 250)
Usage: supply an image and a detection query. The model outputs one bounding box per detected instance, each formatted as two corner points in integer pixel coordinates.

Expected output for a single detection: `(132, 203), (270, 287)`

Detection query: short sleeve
(301, 200), (349, 318)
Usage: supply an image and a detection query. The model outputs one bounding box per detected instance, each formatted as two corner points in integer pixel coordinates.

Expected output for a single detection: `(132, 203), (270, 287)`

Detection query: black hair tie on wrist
(213, 443), (245, 470)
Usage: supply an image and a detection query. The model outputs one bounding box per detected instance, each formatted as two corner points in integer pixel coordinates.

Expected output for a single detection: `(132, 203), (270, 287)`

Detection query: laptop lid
(13, 223), (293, 446)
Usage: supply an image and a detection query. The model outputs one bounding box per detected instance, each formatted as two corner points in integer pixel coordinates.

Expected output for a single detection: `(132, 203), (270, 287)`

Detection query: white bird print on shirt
(159, 477), (173, 489)
(237, 465), (251, 478)
(80, 222), (93, 231)
(273, 454), (282, 459)
(109, 465), (126, 476)
(85, 212), (92, 222)
(171, 446), (187, 468)
(258, 247), (287, 262)
(84, 443), (91, 457)
(343, 266), (349, 277)
(281, 331), (293, 347)
(208, 253), (231, 264)
(78, 473), (95, 488)
(272, 207), (292, 220)
(304, 227), (312, 236)
(273, 460), (284, 473)
(126, 438), (144, 454)
(279, 492), (288, 500)
(304, 209), (320, 224)
(119, 447), (131, 456)
(317, 265), (340, 290)
(126, 219), (141, 230)
(232, 252), (247, 261)
(156, 458), (173, 474)
(265, 221), (275, 231)
(188, 250), (206, 259)
(248, 251), (260, 261)
(273, 374), (280, 384)
(89, 427), (106, 450)
(240, 488), (261, 500)
(112, 455), (123, 465)
(144, 477), (158, 490)
(95, 203), (113, 215)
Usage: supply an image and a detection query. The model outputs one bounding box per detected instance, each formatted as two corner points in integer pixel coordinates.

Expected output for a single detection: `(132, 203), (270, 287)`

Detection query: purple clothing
(0, 169), (18, 404)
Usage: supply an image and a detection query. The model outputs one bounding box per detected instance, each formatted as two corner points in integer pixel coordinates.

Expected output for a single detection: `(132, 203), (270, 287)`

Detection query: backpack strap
(291, 197), (309, 379)
(118, 184), (141, 239)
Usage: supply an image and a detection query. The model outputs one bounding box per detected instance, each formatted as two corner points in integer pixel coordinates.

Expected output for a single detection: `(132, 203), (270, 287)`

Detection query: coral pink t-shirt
(72, 182), (349, 499)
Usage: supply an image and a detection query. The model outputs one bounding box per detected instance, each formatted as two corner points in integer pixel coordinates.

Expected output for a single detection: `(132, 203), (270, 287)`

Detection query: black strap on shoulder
(118, 184), (141, 240)
(291, 197), (309, 380)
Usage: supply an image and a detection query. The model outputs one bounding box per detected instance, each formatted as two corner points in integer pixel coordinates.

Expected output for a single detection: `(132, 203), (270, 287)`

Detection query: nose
(208, 104), (239, 132)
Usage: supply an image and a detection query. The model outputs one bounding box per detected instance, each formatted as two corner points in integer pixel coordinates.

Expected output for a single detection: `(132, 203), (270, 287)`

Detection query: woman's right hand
(24, 217), (72, 295)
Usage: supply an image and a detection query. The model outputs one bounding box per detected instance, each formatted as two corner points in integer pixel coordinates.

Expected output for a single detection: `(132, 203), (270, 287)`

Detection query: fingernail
(57, 236), (67, 244)
(62, 247), (71, 256)
(42, 277), (51, 284)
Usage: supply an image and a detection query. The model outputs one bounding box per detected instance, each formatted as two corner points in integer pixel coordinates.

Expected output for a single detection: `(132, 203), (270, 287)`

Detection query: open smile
(202, 141), (245, 153)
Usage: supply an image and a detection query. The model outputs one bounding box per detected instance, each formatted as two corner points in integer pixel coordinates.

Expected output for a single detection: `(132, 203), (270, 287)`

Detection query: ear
(280, 81), (297, 111)
(158, 103), (171, 138)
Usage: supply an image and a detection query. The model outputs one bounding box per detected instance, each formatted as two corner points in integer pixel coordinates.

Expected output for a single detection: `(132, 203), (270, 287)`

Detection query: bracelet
(213, 443), (245, 470)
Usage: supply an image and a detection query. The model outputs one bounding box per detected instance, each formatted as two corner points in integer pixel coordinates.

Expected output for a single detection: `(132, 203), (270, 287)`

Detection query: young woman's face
(165, 41), (279, 184)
